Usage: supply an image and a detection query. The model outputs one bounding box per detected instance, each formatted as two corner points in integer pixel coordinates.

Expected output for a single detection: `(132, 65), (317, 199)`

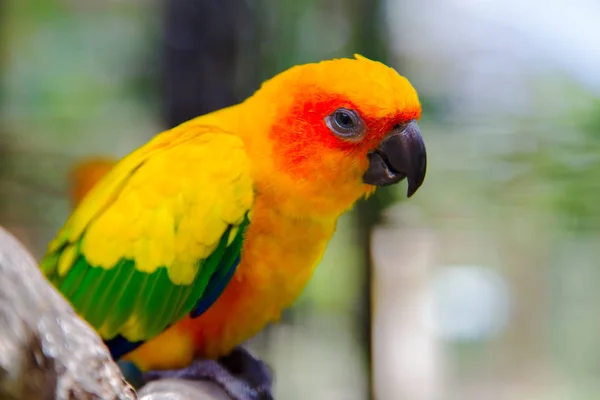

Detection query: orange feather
(69, 157), (116, 208)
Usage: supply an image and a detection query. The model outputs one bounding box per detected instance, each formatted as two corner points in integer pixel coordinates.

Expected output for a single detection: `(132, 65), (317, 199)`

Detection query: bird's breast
(188, 199), (338, 358)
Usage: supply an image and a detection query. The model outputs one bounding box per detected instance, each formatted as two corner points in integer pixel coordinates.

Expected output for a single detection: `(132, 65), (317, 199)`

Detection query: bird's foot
(218, 346), (273, 398)
(144, 346), (273, 400)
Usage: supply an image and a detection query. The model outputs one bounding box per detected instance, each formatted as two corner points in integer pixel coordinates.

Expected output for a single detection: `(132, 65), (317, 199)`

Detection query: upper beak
(363, 120), (427, 197)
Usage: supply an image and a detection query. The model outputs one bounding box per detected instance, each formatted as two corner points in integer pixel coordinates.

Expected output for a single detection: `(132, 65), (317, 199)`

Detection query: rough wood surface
(138, 379), (232, 400)
(0, 226), (231, 400)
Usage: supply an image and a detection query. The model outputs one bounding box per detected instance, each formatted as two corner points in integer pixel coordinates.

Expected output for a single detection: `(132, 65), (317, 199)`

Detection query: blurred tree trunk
(160, 0), (259, 129)
(349, 0), (396, 399)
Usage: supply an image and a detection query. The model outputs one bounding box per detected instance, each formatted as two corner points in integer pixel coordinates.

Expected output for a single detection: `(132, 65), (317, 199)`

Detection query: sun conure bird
(40, 54), (427, 400)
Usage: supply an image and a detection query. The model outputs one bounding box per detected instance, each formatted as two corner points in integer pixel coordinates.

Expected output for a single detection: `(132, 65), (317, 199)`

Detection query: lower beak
(363, 120), (427, 197)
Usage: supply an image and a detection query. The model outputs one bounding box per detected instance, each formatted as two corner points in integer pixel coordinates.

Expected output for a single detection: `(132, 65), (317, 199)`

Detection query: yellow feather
(48, 128), (253, 287)
(227, 226), (239, 246)
(119, 315), (146, 340)
(57, 244), (77, 277)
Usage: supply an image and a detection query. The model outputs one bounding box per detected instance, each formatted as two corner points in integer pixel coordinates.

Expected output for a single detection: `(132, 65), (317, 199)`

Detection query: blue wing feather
(191, 255), (240, 318)
(105, 335), (145, 360)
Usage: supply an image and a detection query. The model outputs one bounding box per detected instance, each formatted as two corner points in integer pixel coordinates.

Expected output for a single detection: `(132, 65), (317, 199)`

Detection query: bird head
(243, 54), (427, 217)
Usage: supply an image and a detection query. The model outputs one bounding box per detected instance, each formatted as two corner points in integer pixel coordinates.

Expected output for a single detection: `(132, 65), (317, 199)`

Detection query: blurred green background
(2, 0), (600, 399)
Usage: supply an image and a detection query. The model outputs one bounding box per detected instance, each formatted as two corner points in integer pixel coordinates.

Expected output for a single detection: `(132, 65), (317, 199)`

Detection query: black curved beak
(363, 120), (427, 197)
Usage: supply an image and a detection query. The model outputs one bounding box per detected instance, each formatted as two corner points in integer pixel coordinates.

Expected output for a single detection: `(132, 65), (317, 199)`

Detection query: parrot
(40, 54), (427, 400)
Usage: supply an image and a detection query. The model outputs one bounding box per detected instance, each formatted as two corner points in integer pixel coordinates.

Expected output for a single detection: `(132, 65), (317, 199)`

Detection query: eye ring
(325, 108), (366, 141)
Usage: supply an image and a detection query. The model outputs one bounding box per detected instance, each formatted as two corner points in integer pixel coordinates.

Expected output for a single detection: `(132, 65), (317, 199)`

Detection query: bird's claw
(143, 346), (274, 400)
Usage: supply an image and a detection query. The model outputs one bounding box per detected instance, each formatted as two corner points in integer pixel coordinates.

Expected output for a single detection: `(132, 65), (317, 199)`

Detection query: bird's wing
(41, 124), (253, 353)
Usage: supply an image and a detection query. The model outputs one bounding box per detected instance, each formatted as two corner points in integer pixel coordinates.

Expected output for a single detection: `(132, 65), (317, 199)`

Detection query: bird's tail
(69, 157), (116, 207)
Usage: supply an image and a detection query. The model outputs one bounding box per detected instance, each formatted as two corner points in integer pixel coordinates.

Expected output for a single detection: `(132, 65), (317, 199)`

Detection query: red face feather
(239, 54), (423, 217)
(272, 94), (421, 168)
(268, 95), (420, 188)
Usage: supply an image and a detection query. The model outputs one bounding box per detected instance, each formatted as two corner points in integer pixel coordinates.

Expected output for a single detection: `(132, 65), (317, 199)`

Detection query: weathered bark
(0, 226), (135, 400)
(138, 379), (232, 400)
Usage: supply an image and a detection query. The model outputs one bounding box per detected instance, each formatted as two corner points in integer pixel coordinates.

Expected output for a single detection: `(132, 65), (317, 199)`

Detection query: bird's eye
(335, 111), (354, 129)
(325, 108), (366, 141)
